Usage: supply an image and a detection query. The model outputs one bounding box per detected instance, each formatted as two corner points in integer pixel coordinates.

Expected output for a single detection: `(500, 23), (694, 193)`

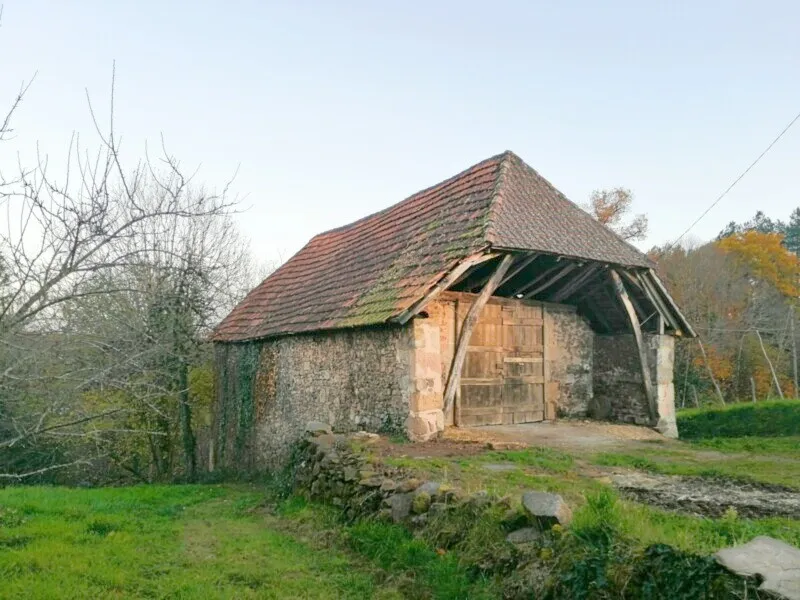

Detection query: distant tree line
(653, 210), (800, 406)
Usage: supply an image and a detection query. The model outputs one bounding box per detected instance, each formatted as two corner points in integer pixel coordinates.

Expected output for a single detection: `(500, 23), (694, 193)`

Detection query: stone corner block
(406, 410), (444, 442)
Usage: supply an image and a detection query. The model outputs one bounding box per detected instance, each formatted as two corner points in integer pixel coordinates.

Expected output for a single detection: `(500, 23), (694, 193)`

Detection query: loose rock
(412, 491), (432, 514)
(305, 421), (332, 437)
(396, 478), (421, 493)
(506, 528), (542, 545)
(386, 493), (413, 523)
(715, 536), (800, 600)
(521, 491), (572, 528)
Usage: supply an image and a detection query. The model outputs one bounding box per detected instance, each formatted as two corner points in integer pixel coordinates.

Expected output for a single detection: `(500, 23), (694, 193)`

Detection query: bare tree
(584, 188), (648, 242)
(0, 61), (251, 480)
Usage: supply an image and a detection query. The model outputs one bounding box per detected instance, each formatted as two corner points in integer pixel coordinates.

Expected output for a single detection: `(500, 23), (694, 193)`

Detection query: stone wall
(214, 324), (417, 469)
(544, 305), (594, 417)
(591, 333), (677, 436)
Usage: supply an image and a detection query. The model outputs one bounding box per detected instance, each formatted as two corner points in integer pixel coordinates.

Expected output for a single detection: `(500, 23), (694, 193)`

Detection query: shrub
(678, 399), (800, 439)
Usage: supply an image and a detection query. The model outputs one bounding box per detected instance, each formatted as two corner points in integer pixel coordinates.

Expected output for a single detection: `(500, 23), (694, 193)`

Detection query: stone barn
(211, 151), (694, 469)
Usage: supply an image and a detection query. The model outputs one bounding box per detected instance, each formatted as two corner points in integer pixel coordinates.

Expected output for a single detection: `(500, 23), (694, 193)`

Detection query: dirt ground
(375, 420), (800, 519)
(447, 420), (667, 450)
(377, 420), (668, 459)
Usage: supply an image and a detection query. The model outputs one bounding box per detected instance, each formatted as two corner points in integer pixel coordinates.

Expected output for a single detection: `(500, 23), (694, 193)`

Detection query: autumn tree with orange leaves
(654, 221), (800, 406)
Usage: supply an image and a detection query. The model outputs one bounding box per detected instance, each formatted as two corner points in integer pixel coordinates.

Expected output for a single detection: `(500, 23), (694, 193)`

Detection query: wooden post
(442, 254), (515, 422)
(697, 338), (725, 405)
(609, 269), (657, 425)
(755, 329), (784, 399)
(750, 377), (757, 403)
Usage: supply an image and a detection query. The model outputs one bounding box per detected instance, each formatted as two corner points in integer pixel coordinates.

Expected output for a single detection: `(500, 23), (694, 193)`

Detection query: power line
(668, 108), (800, 248)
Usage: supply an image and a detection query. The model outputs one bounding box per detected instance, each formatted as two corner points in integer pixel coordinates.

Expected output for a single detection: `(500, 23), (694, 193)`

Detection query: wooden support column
(442, 254), (515, 423)
(610, 269), (658, 425)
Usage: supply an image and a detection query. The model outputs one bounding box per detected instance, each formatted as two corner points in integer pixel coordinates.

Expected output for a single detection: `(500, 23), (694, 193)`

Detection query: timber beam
(610, 269), (658, 425)
(393, 252), (499, 324)
(442, 254), (515, 423)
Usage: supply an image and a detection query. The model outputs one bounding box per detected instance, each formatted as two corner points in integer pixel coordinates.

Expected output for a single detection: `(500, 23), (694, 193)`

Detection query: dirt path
(377, 421), (800, 520)
(447, 420), (667, 452)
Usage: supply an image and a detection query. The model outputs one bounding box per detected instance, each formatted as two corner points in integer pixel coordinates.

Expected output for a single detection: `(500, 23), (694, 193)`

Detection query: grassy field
(0, 485), (413, 600)
(2, 402), (798, 599)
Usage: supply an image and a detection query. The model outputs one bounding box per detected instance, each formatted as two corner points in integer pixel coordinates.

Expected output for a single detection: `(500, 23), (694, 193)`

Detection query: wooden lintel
(393, 252), (498, 324)
(550, 263), (603, 303)
(610, 269), (658, 425)
(524, 263), (579, 299)
(442, 254), (515, 423)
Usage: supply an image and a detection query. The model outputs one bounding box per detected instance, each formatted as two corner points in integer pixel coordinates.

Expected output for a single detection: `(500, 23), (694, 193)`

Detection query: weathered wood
(498, 253), (540, 288)
(468, 253), (538, 292)
(523, 263), (579, 298)
(697, 338), (726, 405)
(755, 329), (784, 399)
(647, 269), (697, 337)
(511, 263), (563, 297)
(610, 269), (657, 424)
(549, 263), (602, 302)
(442, 254), (515, 423)
(394, 251), (498, 324)
(636, 271), (680, 332)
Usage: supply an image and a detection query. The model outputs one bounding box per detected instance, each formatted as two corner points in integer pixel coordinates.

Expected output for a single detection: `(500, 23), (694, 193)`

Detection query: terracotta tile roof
(213, 151), (652, 342)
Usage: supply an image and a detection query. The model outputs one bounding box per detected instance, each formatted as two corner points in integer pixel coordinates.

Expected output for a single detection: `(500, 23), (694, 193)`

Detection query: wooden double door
(457, 297), (547, 427)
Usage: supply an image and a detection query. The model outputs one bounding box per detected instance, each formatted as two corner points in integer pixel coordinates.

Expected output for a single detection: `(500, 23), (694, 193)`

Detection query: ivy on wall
(213, 342), (261, 471)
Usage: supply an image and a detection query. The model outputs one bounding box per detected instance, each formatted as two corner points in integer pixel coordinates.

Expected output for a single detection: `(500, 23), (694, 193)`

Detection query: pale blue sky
(2, 1), (798, 263)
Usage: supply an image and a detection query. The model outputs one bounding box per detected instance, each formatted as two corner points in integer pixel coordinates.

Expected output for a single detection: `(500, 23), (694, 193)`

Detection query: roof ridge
(484, 150), (517, 246)
(310, 151), (510, 241)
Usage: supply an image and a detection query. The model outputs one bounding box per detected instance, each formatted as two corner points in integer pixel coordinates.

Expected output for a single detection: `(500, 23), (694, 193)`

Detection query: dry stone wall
(293, 423), (573, 533)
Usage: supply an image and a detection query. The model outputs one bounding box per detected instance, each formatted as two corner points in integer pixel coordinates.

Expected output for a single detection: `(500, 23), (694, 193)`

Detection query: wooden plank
(549, 263), (603, 302)
(647, 269), (697, 337)
(543, 305), (551, 419)
(443, 253), (515, 423)
(503, 357), (543, 363)
(524, 263), (579, 298)
(610, 269), (657, 425)
(511, 263), (563, 296)
(393, 251), (499, 324)
(497, 253), (540, 287)
(463, 376), (546, 384)
(635, 271), (680, 332)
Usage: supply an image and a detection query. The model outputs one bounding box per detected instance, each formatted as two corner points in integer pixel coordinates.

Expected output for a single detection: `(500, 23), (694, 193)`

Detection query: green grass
(0, 485), (402, 599)
(591, 449), (800, 489)
(689, 435), (800, 455)
(677, 399), (800, 439)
